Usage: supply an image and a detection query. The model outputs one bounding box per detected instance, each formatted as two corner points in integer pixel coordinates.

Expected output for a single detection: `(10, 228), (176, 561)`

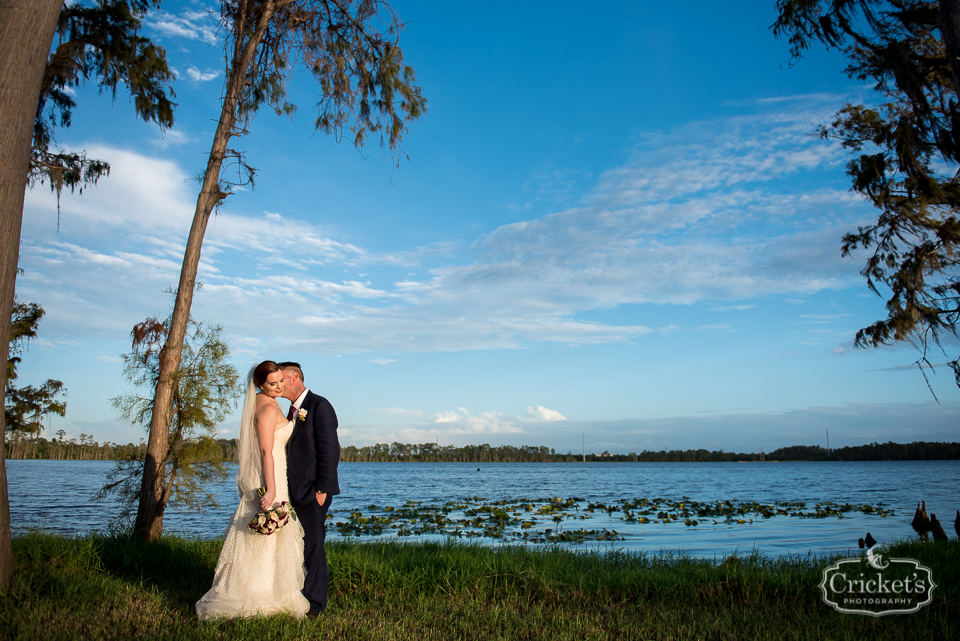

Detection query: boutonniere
(297, 408), (308, 422)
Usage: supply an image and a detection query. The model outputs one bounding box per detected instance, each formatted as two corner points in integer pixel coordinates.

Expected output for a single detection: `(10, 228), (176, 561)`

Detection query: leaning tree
(135, 0), (426, 542)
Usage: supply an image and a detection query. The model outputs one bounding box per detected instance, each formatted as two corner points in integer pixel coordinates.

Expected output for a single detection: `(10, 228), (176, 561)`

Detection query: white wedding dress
(196, 419), (310, 619)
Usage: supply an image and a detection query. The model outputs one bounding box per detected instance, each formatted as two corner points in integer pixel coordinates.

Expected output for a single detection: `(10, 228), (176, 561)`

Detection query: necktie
(287, 404), (296, 421)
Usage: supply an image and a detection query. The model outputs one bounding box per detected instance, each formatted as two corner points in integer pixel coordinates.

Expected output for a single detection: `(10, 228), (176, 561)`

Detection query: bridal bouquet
(248, 488), (298, 535)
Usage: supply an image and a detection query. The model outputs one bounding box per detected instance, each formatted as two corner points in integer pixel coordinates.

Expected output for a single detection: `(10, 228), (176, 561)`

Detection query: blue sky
(15, 0), (959, 454)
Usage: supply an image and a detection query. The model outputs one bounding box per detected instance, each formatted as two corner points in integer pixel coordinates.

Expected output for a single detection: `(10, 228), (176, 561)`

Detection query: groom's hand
(316, 491), (327, 506)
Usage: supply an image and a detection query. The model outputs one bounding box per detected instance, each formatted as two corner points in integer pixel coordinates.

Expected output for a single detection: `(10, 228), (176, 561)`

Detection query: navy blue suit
(286, 390), (339, 613)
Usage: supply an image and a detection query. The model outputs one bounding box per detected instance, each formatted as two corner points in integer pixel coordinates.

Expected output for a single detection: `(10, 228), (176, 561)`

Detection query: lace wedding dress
(196, 418), (310, 619)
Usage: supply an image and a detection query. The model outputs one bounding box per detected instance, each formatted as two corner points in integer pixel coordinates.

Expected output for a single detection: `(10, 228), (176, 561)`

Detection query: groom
(279, 361), (340, 616)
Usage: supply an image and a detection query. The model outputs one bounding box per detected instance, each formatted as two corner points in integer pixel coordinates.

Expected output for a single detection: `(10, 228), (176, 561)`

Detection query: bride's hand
(259, 489), (276, 510)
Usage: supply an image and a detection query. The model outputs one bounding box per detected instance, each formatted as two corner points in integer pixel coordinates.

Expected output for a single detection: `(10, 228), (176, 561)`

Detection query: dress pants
(299, 492), (333, 613)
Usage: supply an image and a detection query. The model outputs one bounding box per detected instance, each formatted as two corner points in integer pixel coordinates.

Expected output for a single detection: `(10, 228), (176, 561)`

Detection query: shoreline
(6, 440), (960, 464)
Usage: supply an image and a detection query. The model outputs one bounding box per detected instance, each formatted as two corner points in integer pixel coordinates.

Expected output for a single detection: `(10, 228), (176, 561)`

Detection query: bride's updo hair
(253, 360), (280, 389)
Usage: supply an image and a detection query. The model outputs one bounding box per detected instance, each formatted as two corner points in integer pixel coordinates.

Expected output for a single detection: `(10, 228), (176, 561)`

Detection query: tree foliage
(215, 0), (427, 193)
(4, 435), (240, 461)
(6, 301), (44, 383)
(774, 0), (960, 391)
(5, 301), (66, 438)
(31, 0), (175, 205)
(100, 315), (240, 522)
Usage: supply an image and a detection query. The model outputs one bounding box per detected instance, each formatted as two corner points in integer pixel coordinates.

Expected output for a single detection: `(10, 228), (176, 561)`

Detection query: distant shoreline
(6, 439), (959, 463)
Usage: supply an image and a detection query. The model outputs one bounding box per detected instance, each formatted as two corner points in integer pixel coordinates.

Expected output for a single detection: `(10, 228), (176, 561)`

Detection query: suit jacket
(286, 390), (340, 508)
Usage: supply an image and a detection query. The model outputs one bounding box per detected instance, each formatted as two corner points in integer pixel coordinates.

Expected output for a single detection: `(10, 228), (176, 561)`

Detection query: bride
(196, 360), (310, 619)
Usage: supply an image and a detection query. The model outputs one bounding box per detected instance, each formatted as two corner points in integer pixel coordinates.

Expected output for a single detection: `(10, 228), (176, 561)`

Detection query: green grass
(1, 531), (956, 640)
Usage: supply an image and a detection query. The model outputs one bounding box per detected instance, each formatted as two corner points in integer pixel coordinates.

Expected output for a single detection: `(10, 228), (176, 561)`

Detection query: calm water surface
(8, 460), (958, 558)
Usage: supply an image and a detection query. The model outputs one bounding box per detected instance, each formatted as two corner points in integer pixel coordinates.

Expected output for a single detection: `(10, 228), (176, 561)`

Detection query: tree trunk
(135, 0), (281, 542)
(0, 0), (65, 589)
(940, 0), (960, 95)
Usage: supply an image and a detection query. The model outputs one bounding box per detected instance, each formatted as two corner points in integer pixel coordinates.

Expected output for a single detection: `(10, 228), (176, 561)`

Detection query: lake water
(6, 459), (959, 558)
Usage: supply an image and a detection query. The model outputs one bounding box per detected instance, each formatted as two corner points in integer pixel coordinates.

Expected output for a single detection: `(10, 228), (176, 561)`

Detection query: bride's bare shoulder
(254, 394), (282, 422)
(255, 394), (291, 432)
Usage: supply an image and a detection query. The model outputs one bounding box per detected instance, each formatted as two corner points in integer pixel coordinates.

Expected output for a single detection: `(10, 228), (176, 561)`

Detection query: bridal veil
(235, 366), (263, 498)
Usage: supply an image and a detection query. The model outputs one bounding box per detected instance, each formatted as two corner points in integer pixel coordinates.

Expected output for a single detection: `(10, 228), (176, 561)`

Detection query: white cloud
(428, 408), (521, 434)
(24, 145), (195, 233)
(453, 413), (520, 434)
(526, 405), (566, 421)
(146, 10), (219, 44)
(369, 358), (396, 365)
(185, 66), (220, 83)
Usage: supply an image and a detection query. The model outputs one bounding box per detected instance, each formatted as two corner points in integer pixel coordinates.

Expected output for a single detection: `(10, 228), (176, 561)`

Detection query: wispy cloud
(185, 66), (220, 83)
(153, 128), (192, 149)
(799, 314), (853, 322)
(20, 95), (875, 356)
(146, 10), (218, 44)
(710, 304), (757, 312)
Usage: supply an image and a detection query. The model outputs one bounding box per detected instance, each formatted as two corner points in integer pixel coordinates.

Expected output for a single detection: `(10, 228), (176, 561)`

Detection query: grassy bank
(1, 532), (956, 640)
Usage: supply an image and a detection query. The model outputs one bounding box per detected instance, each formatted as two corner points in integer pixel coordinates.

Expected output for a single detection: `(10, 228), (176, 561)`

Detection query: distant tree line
(6, 438), (957, 463)
(341, 443), (563, 463)
(4, 436), (237, 462)
(340, 440), (960, 463)
(766, 441), (960, 462)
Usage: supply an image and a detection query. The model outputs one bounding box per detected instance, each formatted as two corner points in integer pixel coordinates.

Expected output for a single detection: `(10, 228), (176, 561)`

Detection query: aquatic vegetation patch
(330, 496), (895, 543)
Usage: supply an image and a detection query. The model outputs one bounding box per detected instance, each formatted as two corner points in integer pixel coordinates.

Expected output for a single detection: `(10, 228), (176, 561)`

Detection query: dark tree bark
(0, 0), (65, 588)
